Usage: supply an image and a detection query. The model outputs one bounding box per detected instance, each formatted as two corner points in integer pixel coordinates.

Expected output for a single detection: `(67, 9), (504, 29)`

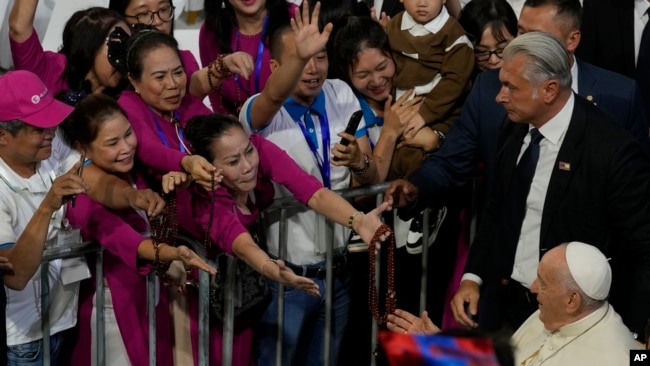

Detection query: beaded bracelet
(152, 241), (166, 275)
(351, 153), (370, 175)
(348, 211), (363, 231)
(207, 54), (233, 90)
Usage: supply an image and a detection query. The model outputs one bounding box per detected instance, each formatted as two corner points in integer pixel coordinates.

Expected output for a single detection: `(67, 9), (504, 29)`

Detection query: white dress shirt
(634, 0), (650, 66)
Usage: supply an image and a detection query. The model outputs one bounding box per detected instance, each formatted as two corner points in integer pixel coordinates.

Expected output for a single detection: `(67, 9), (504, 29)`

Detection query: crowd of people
(0, 0), (649, 365)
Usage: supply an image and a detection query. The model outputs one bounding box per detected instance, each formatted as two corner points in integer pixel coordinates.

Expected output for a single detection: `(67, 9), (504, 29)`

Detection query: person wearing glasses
(9, 1), (130, 101)
(458, 0), (518, 77)
(108, 0), (204, 97)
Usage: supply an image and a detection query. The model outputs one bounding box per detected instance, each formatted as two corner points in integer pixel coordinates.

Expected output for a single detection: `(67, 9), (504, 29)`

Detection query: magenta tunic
(10, 30), (68, 93)
(67, 174), (173, 366)
(198, 4), (297, 116)
(182, 133), (322, 366)
(10, 29), (200, 95)
(117, 90), (211, 182)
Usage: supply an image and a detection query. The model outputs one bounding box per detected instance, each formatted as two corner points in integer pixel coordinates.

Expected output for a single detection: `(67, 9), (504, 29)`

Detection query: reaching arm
(306, 188), (391, 246)
(248, 1), (333, 130)
(231, 232), (319, 296)
(8, 0), (37, 43)
(1, 163), (85, 290)
(82, 164), (165, 216)
(190, 52), (255, 99)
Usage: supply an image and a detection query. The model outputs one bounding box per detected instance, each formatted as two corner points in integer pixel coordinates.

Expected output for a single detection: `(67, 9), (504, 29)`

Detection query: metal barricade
(34, 179), (471, 366)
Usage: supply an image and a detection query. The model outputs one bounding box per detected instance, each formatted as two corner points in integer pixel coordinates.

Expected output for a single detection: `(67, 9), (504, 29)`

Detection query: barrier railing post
(146, 272), (156, 366)
(275, 208), (287, 366)
(420, 209), (430, 314)
(96, 250), (105, 366)
(222, 255), (237, 366)
(40, 262), (51, 366)
(323, 218), (334, 366)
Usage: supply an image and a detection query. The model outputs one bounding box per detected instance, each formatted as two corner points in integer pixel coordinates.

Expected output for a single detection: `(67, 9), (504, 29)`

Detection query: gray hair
(0, 120), (27, 137)
(502, 31), (572, 91)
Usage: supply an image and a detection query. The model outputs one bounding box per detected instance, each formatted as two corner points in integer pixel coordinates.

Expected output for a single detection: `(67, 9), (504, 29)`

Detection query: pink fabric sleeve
(179, 49), (200, 77)
(192, 188), (248, 255)
(198, 22), (216, 68)
(10, 30), (68, 93)
(67, 194), (150, 274)
(118, 91), (186, 173)
(253, 134), (323, 204)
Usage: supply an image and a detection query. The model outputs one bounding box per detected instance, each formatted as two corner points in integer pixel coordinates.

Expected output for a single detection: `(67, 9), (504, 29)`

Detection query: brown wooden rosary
(368, 223), (397, 325)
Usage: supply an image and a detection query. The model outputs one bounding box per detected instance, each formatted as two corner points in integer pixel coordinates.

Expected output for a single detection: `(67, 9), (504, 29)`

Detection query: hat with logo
(0, 70), (73, 128)
(565, 242), (611, 301)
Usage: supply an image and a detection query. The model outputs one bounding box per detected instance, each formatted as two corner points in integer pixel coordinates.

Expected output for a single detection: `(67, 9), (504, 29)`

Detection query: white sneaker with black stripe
(405, 206), (448, 255)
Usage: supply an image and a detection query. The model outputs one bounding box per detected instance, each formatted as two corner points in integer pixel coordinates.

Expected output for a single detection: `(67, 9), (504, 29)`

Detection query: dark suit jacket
(369, 0), (404, 16)
(577, 0), (636, 78)
(409, 59), (649, 203)
(465, 95), (650, 336)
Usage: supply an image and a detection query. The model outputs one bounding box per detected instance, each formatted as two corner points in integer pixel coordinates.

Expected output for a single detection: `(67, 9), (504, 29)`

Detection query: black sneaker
(405, 206), (448, 254)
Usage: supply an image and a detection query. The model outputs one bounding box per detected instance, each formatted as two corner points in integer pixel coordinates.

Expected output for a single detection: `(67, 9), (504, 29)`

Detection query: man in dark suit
(389, 0), (648, 209)
(577, 0), (638, 78)
(453, 31), (650, 339)
(386, 0), (650, 339)
(365, 0), (404, 17)
(577, 0), (650, 124)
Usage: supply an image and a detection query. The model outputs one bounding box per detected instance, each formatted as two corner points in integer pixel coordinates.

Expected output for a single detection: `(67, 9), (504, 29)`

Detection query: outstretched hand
(291, 1), (333, 61)
(181, 155), (221, 191)
(387, 309), (441, 335)
(177, 245), (217, 275)
(384, 179), (419, 208)
(223, 52), (255, 80)
(275, 259), (320, 297)
(162, 171), (191, 194)
(355, 201), (393, 250)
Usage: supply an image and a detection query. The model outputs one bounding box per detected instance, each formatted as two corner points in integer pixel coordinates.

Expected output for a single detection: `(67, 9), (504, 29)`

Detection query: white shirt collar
(536, 93), (575, 146)
(635, 0), (650, 20)
(400, 6), (449, 35)
(570, 55), (579, 93)
(0, 158), (54, 194)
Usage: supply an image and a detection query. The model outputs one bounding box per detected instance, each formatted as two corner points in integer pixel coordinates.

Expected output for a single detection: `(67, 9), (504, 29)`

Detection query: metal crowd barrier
(37, 181), (450, 366)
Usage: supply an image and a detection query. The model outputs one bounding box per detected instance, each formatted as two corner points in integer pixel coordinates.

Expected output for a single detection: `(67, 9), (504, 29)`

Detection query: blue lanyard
(295, 111), (331, 189)
(149, 108), (185, 153)
(357, 95), (384, 150)
(234, 16), (268, 95)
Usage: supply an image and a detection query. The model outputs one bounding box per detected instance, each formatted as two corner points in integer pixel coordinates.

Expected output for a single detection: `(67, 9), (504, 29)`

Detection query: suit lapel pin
(586, 95), (597, 106)
(558, 161), (571, 171)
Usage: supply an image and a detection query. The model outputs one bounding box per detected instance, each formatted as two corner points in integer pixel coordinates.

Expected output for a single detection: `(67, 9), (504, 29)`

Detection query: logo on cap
(31, 95), (41, 104)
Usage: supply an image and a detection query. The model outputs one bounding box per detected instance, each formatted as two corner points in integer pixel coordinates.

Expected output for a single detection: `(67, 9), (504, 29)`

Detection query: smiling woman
(110, 26), (217, 192)
(9, 1), (130, 100)
(59, 94), (215, 366)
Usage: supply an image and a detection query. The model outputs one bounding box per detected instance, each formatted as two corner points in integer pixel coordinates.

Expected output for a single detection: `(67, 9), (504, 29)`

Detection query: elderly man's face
(0, 124), (57, 168)
(530, 247), (574, 331)
(495, 55), (547, 124)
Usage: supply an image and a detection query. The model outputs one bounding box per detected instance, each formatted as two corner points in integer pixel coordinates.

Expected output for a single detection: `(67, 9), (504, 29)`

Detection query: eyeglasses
(126, 5), (175, 25)
(475, 48), (505, 62)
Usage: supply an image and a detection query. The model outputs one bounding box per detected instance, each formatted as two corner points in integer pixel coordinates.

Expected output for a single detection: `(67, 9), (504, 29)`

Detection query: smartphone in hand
(333, 110), (363, 161)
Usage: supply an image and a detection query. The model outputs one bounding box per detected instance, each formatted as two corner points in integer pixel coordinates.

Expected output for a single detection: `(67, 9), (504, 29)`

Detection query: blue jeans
(255, 270), (351, 366)
(7, 333), (63, 366)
